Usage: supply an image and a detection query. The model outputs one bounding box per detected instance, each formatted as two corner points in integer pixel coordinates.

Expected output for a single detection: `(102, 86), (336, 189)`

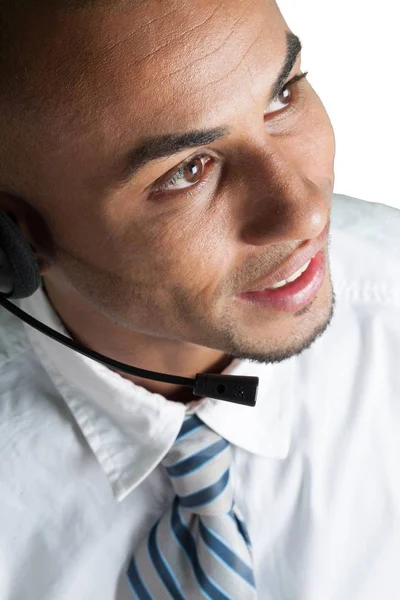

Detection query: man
(0, 0), (399, 598)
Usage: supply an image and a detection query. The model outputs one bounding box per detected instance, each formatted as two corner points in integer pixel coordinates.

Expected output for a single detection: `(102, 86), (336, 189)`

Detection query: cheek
(170, 222), (232, 296)
(135, 207), (233, 301)
(54, 199), (229, 302)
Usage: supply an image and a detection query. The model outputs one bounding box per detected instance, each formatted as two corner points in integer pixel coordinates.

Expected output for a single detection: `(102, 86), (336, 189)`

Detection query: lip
(238, 246), (327, 313)
(242, 220), (330, 293)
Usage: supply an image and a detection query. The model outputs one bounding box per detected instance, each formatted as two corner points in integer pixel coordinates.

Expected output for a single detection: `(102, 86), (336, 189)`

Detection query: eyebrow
(118, 30), (302, 184)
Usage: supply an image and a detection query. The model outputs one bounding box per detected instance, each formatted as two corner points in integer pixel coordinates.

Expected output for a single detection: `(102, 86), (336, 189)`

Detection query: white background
(277, 0), (399, 211)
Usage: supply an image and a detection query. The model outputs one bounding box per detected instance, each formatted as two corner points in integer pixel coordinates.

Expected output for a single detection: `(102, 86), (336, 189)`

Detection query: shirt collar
(18, 285), (295, 501)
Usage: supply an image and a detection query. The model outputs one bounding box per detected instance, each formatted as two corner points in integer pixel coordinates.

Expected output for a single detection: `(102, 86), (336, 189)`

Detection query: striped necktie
(126, 414), (257, 599)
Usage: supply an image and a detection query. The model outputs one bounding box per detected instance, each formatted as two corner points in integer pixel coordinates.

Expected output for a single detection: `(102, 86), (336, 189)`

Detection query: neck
(42, 277), (233, 403)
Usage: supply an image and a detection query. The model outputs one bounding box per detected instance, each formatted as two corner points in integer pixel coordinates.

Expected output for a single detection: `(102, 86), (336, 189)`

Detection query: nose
(238, 141), (331, 247)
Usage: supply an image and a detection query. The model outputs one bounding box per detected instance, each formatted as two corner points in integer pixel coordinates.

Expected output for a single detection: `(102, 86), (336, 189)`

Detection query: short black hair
(0, 0), (133, 103)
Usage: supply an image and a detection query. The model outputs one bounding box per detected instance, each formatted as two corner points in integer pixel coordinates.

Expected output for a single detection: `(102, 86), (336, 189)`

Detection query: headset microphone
(0, 211), (258, 407)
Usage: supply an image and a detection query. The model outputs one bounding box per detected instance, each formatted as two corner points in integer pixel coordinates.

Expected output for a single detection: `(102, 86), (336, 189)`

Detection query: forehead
(20, 0), (288, 136)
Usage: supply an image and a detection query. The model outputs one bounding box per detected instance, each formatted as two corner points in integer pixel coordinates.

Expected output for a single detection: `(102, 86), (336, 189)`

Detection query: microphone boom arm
(0, 294), (258, 407)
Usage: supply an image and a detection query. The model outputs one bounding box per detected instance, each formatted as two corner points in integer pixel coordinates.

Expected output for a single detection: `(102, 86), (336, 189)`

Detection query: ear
(0, 191), (52, 276)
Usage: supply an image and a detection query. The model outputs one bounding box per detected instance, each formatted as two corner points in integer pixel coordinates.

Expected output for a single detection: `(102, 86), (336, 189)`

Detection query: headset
(0, 211), (258, 406)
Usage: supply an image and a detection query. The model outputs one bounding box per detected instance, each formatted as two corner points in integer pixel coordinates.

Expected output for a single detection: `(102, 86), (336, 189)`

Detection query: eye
(152, 154), (214, 194)
(151, 72), (309, 197)
(266, 71), (309, 116)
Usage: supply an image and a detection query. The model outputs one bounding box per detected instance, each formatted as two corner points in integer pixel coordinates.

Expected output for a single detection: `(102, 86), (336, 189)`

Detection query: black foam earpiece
(0, 211), (41, 299)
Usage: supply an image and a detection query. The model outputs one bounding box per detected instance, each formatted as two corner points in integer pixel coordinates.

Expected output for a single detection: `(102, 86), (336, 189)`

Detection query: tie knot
(162, 415), (233, 516)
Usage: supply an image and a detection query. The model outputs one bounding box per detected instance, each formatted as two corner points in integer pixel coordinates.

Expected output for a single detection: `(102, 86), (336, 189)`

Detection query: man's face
(0, 0), (335, 362)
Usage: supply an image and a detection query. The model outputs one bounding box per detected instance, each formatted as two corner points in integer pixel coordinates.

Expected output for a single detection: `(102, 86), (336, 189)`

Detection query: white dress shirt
(0, 192), (399, 600)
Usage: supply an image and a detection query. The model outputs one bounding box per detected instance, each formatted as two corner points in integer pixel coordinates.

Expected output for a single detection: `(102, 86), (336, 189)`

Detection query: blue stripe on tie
(199, 519), (255, 588)
(231, 511), (252, 548)
(180, 469), (230, 509)
(148, 522), (187, 600)
(166, 439), (229, 478)
(177, 416), (204, 440)
(126, 557), (154, 600)
(171, 499), (234, 600)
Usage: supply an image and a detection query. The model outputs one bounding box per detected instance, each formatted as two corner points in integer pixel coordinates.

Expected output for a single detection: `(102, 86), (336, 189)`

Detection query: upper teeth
(268, 258), (312, 289)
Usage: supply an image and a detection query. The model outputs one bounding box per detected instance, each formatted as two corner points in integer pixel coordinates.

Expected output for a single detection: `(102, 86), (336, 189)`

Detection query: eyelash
(153, 71), (309, 195)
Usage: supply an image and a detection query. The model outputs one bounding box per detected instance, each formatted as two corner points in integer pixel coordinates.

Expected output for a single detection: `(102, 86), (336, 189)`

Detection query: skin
(0, 0), (336, 403)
